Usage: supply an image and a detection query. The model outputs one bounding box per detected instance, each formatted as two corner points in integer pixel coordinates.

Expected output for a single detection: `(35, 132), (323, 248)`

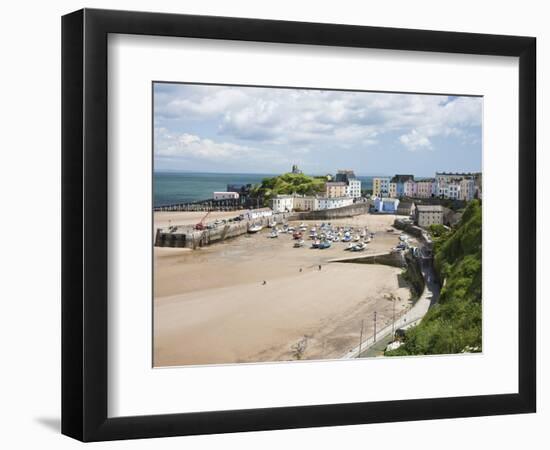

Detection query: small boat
(344, 243), (354, 251)
(248, 224), (263, 233)
(267, 220), (277, 228)
(343, 235), (351, 242)
(293, 231), (303, 240)
(269, 230), (278, 238)
(319, 240), (331, 249)
(351, 242), (366, 252)
(354, 235), (360, 242)
(387, 228), (394, 232)
(311, 240), (321, 249)
(294, 239), (305, 248)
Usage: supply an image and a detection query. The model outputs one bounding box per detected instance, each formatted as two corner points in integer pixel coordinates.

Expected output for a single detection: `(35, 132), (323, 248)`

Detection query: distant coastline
(154, 171), (385, 207)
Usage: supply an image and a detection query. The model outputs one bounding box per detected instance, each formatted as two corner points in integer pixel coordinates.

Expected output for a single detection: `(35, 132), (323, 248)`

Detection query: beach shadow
(35, 417), (61, 433)
(396, 273), (409, 289)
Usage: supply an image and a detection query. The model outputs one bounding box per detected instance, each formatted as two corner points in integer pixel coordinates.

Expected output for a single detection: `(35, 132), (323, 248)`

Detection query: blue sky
(154, 83), (482, 177)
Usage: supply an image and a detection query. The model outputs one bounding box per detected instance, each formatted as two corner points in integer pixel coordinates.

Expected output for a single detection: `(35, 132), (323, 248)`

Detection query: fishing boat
(293, 231), (303, 240)
(351, 242), (366, 252)
(267, 220), (277, 228)
(311, 240), (321, 249)
(319, 240), (331, 249)
(344, 243), (354, 251)
(269, 230), (278, 238)
(294, 239), (305, 248)
(354, 235), (360, 242)
(248, 224), (263, 233)
(343, 235), (351, 242)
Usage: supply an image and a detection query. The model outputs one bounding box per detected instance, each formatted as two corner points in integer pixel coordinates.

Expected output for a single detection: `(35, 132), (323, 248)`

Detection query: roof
(335, 170), (357, 182)
(416, 205), (445, 212)
(326, 181), (348, 186)
(391, 174), (414, 183)
(398, 201), (415, 208)
(272, 195), (295, 199)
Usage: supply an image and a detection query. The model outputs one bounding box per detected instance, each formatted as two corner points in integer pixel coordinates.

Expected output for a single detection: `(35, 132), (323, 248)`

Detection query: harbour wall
(154, 213), (289, 249)
(331, 251), (406, 268)
(294, 202), (370, 221)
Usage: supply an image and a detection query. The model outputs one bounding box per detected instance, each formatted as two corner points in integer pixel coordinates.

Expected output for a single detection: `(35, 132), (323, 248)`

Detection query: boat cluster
(390, 232), (415, 254)
(261, 221), (375, 252)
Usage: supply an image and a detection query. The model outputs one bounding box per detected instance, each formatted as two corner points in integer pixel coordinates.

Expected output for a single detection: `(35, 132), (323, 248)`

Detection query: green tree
(386, 200), (482, 356)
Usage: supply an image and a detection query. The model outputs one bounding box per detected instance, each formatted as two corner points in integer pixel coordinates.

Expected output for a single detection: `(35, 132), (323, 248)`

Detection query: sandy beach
(153, 212), (412, 366)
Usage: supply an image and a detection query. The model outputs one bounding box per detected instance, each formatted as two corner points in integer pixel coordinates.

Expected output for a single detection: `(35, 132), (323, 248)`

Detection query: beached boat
(267, 220), (277, 228)
(319, 240), (331, 249)
(248, 224), (263, 233)
(351, 242), (366, 252)
(269, 230), (278, 238)
(294, 239), (305, 248)
(311, 240), (321, 249)
(293, 231), (303, 240)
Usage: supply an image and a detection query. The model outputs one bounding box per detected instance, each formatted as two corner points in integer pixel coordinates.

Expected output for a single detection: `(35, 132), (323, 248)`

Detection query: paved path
(340, 256), (440, 359)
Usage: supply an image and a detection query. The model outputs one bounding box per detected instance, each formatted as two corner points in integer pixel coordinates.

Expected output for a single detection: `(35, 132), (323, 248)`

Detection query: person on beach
(318, 265), (322, 271)
(299, 268), (302, 273)
(262, 280), (266, 285)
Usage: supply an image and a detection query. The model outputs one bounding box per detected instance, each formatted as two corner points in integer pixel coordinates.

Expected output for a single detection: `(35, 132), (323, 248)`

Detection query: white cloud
(154, 128), (292, 169)
(154, 84), (482, 165)
(399, 129), (432, 150)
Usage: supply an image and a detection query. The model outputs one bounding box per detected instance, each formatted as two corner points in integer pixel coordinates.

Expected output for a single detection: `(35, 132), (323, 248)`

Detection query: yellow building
(325, 181), (348, 198)
(373, 177), (390, 197)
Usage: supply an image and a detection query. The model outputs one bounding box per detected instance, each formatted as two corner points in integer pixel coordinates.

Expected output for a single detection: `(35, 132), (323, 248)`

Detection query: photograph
(152, 83), (483, 367)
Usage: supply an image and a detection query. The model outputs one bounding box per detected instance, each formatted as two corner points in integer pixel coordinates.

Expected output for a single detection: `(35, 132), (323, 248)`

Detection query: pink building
(403, 180), (417, 197)
(416, 179), (436, 198)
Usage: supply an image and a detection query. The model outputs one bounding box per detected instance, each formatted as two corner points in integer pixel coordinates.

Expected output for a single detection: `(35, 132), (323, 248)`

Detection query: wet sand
(153, 212), (412, 366)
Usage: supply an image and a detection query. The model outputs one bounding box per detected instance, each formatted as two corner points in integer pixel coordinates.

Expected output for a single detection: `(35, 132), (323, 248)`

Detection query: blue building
(373, 197), (400, 213)
(390, 174), (414, 197)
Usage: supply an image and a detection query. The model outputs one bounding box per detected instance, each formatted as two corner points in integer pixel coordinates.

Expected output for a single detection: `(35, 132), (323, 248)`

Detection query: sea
(154, 172), (376, 207)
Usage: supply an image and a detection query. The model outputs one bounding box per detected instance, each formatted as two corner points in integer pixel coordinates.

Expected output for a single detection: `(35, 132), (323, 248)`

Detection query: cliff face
(386, 200), (482, 356)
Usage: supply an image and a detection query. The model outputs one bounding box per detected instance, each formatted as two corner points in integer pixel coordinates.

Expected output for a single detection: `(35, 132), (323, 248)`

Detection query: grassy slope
(251, 173), (327, 205)
(386, 200), (482, 356)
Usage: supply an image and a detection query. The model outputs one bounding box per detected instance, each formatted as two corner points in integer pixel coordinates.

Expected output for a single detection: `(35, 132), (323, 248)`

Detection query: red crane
(194, 210), (212, 230)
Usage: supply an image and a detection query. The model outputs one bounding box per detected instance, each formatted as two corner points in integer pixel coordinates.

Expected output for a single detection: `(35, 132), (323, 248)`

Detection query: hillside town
(259, 168), (482, 228)
(156, 166), (482, 230)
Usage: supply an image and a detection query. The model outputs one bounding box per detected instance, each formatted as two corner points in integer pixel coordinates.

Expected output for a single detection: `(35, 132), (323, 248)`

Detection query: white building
(270, 195), (294, 213)
(335, 169), (362, 198)
(293, 196), (318, 211)
(213, 191), (239, 200)
(317, 197), (354, 210)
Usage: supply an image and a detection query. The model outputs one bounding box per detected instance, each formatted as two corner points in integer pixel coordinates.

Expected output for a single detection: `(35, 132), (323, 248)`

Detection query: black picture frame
(61, 8), (536, 442)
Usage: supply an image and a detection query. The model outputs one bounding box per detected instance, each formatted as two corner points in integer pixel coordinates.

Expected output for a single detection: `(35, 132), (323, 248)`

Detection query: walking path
(340, 256), (440, 359)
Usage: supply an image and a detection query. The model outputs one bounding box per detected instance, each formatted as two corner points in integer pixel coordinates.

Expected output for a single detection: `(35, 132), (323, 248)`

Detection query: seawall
(155, 213), (288, 249)
(294, 202), (369, 221)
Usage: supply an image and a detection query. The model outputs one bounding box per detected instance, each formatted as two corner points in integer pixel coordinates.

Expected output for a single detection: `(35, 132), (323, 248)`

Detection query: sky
(153, 83), (482, 177)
